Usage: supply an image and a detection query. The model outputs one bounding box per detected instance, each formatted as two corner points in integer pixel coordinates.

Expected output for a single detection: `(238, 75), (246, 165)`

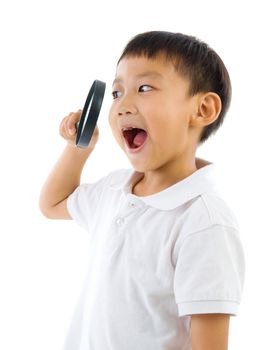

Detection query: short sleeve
(174, 224), (245, 316)
(67, 173), (112, 231)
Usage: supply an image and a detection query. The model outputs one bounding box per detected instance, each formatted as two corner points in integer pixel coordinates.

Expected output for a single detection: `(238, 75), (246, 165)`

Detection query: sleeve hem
(66, 191), (88, 231)
(177, 300), (239, 317)
(66, 192), (74, 220)
(67, 194), (73, 219)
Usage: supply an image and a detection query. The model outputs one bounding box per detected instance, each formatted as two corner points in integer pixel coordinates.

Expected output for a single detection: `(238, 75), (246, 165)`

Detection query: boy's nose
(117, 96), (138, 116)
(118, 107), (136, 116)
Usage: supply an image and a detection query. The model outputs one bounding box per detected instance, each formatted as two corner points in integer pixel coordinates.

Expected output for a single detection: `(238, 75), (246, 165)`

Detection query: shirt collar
(109, 160), (219, 210)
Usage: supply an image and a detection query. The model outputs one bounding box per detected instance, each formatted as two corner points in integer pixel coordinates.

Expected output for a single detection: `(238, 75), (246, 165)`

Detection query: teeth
(122, 127), (136, 131)
(122, 126), (147, 133)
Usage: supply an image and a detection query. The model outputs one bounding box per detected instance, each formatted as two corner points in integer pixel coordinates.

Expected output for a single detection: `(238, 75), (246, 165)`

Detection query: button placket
(114, 196), (144, 229)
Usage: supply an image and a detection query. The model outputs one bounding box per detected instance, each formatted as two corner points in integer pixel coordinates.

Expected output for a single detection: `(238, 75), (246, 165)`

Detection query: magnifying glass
(76, 80), (106, 148)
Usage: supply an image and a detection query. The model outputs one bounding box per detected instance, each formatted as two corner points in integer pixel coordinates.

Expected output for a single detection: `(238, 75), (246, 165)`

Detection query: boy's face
(108, 55), (200, 173)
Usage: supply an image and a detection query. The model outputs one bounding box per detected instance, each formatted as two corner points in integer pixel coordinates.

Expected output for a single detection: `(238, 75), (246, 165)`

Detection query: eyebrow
(112, 71), (163, 87)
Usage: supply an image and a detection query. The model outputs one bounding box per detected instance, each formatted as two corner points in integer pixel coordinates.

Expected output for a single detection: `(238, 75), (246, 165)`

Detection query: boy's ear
(190, 92), (222, 127)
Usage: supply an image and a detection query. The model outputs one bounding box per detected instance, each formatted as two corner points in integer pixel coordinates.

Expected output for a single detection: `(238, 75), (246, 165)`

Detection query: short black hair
(118, 31), (232, 145)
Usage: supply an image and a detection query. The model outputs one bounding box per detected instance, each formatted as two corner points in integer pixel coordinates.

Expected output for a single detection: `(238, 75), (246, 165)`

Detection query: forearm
(39, 144), (93, 211)
(191, 314), (230, 350)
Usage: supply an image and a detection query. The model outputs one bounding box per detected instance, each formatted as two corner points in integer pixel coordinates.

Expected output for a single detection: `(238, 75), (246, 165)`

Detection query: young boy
(40, 31), (245, 350)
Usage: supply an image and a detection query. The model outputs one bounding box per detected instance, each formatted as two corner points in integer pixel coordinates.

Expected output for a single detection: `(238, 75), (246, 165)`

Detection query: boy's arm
(39, 145), (94, 219)
(39, 110), (98, 219)
(191, 314), (230, 350)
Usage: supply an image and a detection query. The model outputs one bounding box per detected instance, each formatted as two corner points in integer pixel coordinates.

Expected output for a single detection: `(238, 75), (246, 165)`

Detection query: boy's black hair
(118, 31), (232, 145)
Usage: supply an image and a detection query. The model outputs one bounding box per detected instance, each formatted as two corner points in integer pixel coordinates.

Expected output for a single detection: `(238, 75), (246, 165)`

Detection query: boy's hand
(59, 109), (99, 149)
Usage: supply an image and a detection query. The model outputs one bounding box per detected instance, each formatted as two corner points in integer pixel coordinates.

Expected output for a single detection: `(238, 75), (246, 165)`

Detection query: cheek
(108, 108), (117, 134)
(149, 112), (186, 149)
(108, 109), (123, 144)
(144, 104), (171, 136)
(108, 106), (114, 127)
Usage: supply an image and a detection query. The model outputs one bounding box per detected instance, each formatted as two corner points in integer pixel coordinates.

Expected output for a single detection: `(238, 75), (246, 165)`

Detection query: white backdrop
(0, 0), (277, 349)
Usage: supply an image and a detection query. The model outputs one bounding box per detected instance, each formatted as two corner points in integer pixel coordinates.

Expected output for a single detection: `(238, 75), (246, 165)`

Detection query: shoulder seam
(185, 223), (239, 240)
(199, 193), (214, 225)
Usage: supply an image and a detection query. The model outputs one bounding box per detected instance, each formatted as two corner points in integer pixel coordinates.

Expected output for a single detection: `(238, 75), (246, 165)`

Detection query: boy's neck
(132, 157), (209, 197)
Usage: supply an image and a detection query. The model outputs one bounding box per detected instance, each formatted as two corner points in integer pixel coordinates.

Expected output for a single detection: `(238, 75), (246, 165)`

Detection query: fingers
(59, 109), (83, 144)
(67, 109), (82, 136)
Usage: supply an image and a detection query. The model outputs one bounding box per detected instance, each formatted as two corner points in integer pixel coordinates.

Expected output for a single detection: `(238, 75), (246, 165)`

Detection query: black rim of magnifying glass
(76, 80), (106, 148)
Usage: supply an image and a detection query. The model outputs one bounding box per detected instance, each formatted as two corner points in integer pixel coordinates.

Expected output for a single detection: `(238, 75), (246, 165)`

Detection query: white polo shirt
(64, 162), (245, 350)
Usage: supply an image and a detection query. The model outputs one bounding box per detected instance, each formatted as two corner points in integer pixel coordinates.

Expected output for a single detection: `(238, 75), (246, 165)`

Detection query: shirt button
(129, 202), (135, 207)
(116, 217), (124, 226)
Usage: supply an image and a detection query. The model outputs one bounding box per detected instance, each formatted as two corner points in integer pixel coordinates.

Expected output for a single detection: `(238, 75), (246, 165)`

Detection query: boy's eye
(112, 91), (122, 99)
(111, 85), (153, 99)
(138, 84), (152, 92)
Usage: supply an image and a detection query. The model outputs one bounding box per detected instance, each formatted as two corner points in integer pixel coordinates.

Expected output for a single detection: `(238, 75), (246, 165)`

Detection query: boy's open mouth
(122, 128), (148, 149)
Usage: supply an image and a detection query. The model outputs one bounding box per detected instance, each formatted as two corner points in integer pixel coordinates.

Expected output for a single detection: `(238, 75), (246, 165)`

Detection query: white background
(0, 0), (277, 349)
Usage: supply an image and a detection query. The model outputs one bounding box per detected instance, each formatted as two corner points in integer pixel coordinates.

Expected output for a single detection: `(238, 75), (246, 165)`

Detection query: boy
(40, 31), (245, 350)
